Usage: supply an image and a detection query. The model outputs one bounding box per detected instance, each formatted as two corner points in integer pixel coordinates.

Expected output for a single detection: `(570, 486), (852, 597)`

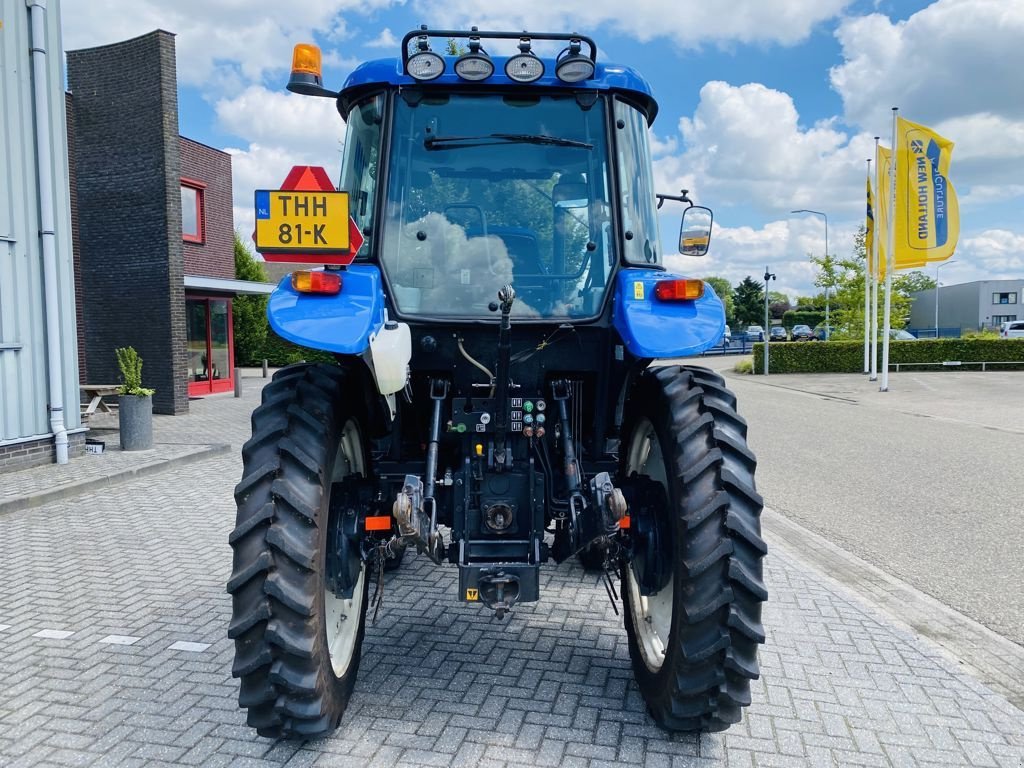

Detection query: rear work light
(654, 279), (704, 302)
(292, 270), (342, 294)
(407, 32), (445, 81)
(505, 37), (544, 83)
(455, 33), (493, 81)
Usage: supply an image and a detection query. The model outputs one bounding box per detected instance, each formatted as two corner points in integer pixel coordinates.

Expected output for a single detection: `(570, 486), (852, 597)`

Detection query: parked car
(1000, 320), (1024, 338)
(889, 329), (918, 341)
(769, 326), (788, 342)
(790, 324), (814, 341)
(745, 325), (765, 342)
(812, 324), (833, 341)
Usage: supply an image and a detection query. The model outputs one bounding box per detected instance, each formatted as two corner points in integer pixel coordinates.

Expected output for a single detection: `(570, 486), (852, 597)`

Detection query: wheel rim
(325, 419), (367, 678)
(625, 417), (673, 672)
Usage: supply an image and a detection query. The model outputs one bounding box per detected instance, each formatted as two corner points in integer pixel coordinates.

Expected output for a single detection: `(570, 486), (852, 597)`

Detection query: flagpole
(880, 109), (898, 392)
(870, 137), (880, 381)
(863, 157), (871, 374)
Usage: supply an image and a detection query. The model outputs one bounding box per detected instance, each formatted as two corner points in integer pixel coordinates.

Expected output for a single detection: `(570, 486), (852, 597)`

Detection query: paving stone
(2, 377), (1024, 767)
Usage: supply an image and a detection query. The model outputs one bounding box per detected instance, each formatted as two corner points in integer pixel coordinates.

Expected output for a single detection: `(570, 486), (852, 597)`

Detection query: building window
(992, 314), (1018, 325)
(992, 292), (1018, 305)
(181, 180), (206, 243)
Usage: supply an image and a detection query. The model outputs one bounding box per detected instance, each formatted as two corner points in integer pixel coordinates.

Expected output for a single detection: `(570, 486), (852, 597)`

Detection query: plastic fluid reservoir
(370, 321), (412, 394)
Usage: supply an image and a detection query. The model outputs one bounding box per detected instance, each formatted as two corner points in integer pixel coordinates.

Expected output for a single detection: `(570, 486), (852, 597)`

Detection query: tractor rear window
(614, 99), (662, 266)
(381, 93), (615, 319)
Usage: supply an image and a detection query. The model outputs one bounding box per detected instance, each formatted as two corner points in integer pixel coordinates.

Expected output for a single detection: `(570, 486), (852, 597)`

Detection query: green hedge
(752, 338), (1024, 373)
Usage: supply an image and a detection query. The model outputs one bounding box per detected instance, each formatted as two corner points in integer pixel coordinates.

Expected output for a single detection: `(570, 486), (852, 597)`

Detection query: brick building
(66, 30), (272, 414)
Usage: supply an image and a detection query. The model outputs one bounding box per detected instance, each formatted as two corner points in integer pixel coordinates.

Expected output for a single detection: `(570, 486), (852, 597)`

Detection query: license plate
(254, 190), (350, 254)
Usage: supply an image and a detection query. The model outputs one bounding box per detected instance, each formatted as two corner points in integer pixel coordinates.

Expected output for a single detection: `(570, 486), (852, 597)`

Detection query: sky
(60, 0), (1024, 300)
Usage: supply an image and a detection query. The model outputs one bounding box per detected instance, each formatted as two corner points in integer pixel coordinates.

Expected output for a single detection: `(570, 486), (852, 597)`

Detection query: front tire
(620, 365), (767, 732)
(227, 363), (370, 739)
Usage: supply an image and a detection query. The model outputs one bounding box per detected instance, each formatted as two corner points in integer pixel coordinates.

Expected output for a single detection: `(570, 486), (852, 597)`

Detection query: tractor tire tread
(227, 362), (366, 739)
(622, 364), (766, 733)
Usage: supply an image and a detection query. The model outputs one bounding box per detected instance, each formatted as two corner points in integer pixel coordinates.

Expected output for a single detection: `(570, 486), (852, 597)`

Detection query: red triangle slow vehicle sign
(254, 165), (363, 265)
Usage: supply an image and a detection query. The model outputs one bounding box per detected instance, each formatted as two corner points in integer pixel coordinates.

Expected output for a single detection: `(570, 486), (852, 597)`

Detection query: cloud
(366, 27), (400, 48)
(215, 86), (347, 248)
(61, 0), (400, 86)
(414, 0), (850, 49)
(959, 230), (1024, 275)
(831, 2), (1024, 128)
(663, 216), (865, 300)
(829, 2), (1024, 205)
(215, 86), (344, 149)
(657, 81), (874, 218)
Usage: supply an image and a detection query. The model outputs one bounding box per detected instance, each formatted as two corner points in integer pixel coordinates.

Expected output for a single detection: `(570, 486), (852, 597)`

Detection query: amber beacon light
(288, 43), (336, 97)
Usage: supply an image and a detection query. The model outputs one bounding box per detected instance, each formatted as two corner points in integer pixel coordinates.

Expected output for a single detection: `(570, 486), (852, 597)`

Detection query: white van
(1000, 321), (1024, 338)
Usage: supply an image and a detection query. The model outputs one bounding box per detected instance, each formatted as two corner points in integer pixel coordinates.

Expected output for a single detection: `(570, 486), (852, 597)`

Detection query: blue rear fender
(267, 265), (386, 355)
(612, 269), (725, 358)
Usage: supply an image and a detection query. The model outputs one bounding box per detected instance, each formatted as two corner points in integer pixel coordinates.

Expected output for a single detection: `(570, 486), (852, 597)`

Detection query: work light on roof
(555, 38), (595, 83)
(454, 34), (494, 81)
(407, 34), (445, 81)
(456, 36), (495, 82)
(504, 37), (544, 83)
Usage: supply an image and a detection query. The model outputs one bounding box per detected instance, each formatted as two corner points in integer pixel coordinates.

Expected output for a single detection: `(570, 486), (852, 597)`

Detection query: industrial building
(910, 279), (1024, 333)
(0, 0), (83, 469)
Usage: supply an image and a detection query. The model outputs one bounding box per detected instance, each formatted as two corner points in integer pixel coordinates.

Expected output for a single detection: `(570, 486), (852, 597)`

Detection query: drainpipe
(27, 0), (68, 463)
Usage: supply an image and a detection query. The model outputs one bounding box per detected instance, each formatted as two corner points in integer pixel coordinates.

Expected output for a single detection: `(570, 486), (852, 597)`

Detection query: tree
(445, 39), (468, 55)
(808, 225), (935, 340)
(703, 275), (735, 325)
(794, 295), (825, 311)
(732, 276), (765, 327)
(233, 233), (269, 366)
(899, 271), (937, 295)
(767, 290), (791, 320)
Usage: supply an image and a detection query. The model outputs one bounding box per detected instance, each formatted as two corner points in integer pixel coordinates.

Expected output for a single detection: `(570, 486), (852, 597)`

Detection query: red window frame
(181, 177), (207, 244)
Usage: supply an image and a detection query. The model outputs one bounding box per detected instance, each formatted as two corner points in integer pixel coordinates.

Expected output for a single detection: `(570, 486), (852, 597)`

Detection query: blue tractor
(228, 28), (766, 739)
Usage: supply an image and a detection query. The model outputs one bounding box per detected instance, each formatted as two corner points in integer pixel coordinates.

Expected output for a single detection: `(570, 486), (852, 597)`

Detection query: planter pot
(119, 394), (153, 451)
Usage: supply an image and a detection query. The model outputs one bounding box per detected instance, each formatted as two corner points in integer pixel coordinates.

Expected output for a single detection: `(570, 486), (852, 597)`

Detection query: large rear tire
(227, 363), (370, 739)
(620, 365), (766, 732)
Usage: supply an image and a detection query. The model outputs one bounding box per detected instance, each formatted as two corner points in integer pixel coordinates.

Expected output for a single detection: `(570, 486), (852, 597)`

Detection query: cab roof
(337, 56), (659, 125)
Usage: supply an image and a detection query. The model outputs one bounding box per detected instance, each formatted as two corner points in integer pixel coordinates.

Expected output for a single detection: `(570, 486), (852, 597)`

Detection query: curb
(763, 507), (1024, 712)
(0, 443), (232, 517)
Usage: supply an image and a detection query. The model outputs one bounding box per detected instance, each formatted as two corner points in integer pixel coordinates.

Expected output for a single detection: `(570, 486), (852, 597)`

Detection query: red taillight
(654, 278), (704, 302)
(291, 270), (342, 294)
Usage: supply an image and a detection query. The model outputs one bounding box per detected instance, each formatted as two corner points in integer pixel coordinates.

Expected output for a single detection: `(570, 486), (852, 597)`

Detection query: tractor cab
(285, 29), (709, 319)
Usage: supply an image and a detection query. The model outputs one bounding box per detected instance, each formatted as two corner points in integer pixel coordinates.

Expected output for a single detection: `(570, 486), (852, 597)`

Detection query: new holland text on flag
(894, 117), (959, 265)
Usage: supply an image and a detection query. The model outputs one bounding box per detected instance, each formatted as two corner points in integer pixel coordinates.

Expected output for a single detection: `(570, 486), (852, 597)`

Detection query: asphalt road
(686, 356), (1024, 648)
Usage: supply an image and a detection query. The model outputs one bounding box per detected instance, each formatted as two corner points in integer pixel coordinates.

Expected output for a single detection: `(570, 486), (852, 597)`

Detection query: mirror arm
(656, 188), (693, 210)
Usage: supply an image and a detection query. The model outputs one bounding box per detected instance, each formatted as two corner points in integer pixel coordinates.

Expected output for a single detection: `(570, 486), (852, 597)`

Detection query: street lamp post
(764, 266), (776, 375)
(934, 260), (957, 338)
(791, 209), (829, 339)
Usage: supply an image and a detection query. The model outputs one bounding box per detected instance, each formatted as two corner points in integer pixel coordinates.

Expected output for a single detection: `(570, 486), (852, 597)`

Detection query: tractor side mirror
(679, 205), (713, 256)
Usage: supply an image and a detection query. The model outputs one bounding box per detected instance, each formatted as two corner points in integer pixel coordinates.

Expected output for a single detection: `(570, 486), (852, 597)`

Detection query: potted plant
(116, 346), (155, 450)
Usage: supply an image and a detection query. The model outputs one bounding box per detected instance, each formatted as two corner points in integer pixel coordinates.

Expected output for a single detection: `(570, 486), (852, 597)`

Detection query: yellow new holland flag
(894, 117), (959, 267)
(875, 145), (890, 279)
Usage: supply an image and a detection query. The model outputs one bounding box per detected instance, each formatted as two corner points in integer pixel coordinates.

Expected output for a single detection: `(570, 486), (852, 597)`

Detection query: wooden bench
(80, 384), (120, 420)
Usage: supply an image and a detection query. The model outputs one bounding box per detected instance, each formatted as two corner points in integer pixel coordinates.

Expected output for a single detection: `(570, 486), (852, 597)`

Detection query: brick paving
(1, 373), (1023, 767)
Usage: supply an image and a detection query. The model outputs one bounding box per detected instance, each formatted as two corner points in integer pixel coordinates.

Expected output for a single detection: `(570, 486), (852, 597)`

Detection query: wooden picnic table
(80, 384), (120, 419)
